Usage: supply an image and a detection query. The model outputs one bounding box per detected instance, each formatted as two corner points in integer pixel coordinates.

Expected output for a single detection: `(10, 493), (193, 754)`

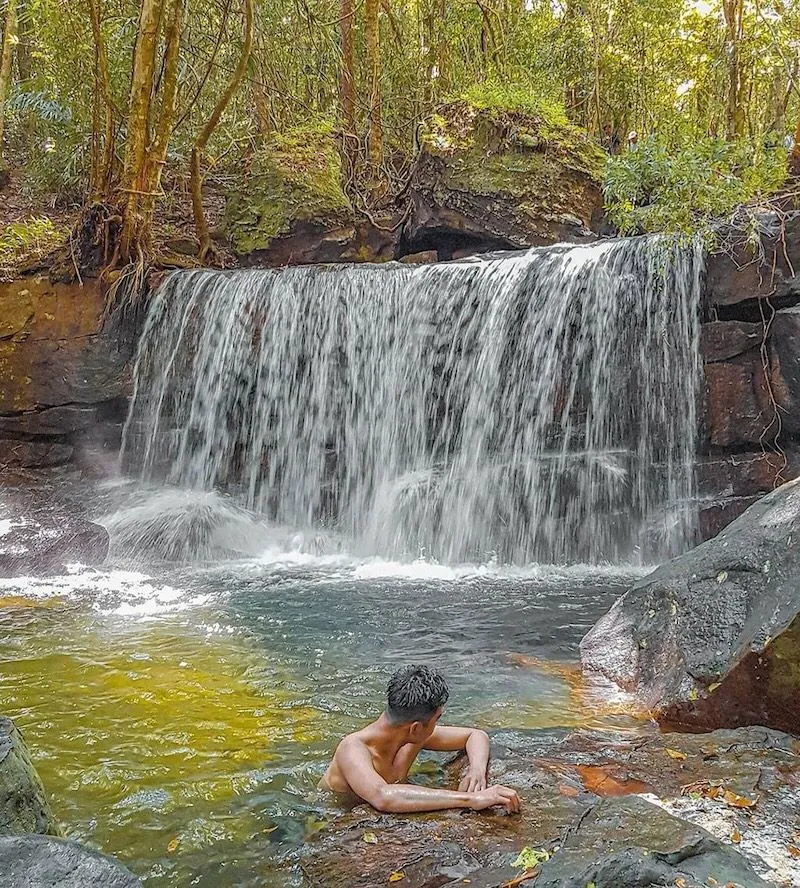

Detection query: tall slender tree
(190, 0), (254, 261)
(0, 0), (18, 166)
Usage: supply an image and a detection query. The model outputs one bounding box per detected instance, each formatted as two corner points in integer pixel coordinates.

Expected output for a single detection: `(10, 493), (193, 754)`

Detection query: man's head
(386, 665), (449, 741)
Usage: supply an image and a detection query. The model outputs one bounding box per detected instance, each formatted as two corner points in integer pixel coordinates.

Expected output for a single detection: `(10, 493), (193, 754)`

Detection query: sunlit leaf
(665, 748), (687, 761)
(363, 832), (379, 844)
(388, 872), (405, 882)
(167, 838), (179, 853)
(513, 846), (550, 869)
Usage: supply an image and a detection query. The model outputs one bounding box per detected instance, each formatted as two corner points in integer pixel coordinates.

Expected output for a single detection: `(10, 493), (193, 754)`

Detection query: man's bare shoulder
(333, 730), (371, 759)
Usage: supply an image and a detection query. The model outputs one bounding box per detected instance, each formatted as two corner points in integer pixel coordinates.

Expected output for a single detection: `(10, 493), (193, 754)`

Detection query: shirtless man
(321, 664), (521, 814)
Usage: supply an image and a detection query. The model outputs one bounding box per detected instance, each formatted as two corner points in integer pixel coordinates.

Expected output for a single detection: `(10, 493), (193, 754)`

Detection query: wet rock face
(0, 276), (133, 475)
(0, 513), (109, 577)
(0, 718), (57, 837)
(581, 478), (800, 734)
(705, 211), (800, 308)
(0, 835), (140, 887)
(300, 726), (798, 888)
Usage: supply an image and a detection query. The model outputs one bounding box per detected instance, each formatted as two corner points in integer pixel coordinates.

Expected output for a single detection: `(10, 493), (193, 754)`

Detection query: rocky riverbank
(300, 725), (800, 888)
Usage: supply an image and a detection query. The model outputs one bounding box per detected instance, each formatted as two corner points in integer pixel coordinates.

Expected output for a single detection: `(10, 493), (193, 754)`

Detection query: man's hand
(459, 767), (488, 793)
(468, 785), (521, 813)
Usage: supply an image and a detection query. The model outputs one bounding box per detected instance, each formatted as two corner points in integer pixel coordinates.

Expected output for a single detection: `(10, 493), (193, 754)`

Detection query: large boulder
(534, 796), (769, 888)
(0, 835), (140, 887)
(0, 718), (57, 837)
(224, 122), (399, 265)
(581, 477), (800, 734)
(404, 98), (605, 256)
(0, 512), (109, 576)
(769, 304), (800, 437)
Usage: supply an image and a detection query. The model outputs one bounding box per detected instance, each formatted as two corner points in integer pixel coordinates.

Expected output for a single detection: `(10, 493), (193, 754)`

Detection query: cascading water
(122, 237), (702, 565)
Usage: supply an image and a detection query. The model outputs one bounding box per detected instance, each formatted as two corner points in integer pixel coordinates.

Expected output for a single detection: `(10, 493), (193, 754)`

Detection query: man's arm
(423, 726), (491, 792)
(337, 738), (519, 814)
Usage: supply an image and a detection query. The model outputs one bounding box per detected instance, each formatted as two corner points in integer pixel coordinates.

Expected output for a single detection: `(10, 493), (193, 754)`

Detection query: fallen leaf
(717, 570), (728, 583)
(688, 688), (699, 701)
(576, 764), (652, 797)
(262, 825), (279, 834)
(167, 838), (179, 853)
(731, 829), (741, 844)
(675, 879), (687, 888)
(722, 789), (756, 808)
(708, 682), (722, 693)
(665, 748), (687, 761)
(787, 844), (800, 859)
(388, 873), (405, 883)
(363, 832), (378, 844)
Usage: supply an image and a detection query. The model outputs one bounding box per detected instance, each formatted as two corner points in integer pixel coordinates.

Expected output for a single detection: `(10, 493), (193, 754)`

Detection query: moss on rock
(224, 120), (351, 255)
(409, 91), (606, 251)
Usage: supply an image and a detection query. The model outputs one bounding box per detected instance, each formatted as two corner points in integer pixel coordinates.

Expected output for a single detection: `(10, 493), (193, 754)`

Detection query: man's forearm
(375, 784), (474, 813)
(465, 730), (490, 775)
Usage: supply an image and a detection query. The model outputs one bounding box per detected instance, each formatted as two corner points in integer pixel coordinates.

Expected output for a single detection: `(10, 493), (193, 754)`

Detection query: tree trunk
(364, 0), (382, 169)
(119, 0), (163, 261)
(141, 0), (184, 222)
(722, 0), (745, 139)
(86, 0), (116, 199)
(791, 112), (800, 178)
(0, 0), (19, 166)
(190, 0), (254, 262)
(340, 0), (355, 135)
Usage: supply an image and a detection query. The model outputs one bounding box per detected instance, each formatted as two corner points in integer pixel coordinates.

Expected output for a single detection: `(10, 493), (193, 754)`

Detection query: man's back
(320, 665), (521, 815)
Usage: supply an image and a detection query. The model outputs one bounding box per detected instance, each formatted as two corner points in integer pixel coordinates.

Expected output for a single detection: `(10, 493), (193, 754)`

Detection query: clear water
(0, 486), (643, 885)
(123, 239), (702, 564)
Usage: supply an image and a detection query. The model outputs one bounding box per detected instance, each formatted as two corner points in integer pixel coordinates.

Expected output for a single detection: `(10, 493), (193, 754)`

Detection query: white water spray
(122, 238), (702, 564)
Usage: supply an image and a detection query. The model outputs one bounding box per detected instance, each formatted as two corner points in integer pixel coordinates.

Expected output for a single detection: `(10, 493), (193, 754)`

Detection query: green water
(0, 557), (639, 885)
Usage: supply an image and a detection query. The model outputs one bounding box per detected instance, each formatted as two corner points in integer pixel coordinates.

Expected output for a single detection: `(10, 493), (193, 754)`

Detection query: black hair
(386, 665), (449, 724)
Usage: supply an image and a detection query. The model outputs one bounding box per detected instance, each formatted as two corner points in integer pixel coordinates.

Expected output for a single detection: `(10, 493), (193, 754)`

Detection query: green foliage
(0, 217), (66, 275)
(461, 83), (569, 127)
(604, 137), (789, 243)
(513, 846), (551, 869)
(224, 119), (350, 254)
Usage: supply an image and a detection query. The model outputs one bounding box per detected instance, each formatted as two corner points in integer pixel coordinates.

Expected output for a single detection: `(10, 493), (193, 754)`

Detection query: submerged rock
(0, 718), (57, 837)
(581, 478), (800, 734)
(0, 835), (140, 887)
(0, 512), (109, 576)
(300, 726), (799, 887)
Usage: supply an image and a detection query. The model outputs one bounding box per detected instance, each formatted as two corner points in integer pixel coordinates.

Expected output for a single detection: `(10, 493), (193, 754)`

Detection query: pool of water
(0, 490), (645, 886)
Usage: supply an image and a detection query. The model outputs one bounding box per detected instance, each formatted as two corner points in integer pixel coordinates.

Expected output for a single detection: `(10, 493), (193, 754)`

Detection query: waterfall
(122, 237), (702, 565)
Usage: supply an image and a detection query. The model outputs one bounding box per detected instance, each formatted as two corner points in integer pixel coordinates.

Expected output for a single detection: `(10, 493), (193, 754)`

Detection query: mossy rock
(0, 717), (58, 837)
(407, 95), (606, 253)
(224, 120), (352, 256)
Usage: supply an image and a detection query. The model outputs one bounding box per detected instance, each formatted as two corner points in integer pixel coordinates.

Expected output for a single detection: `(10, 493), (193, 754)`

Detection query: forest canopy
(0, 0), (798, 265)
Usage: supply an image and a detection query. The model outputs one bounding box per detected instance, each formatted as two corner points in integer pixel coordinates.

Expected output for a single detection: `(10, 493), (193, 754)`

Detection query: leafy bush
(604, 136), (789, 243)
